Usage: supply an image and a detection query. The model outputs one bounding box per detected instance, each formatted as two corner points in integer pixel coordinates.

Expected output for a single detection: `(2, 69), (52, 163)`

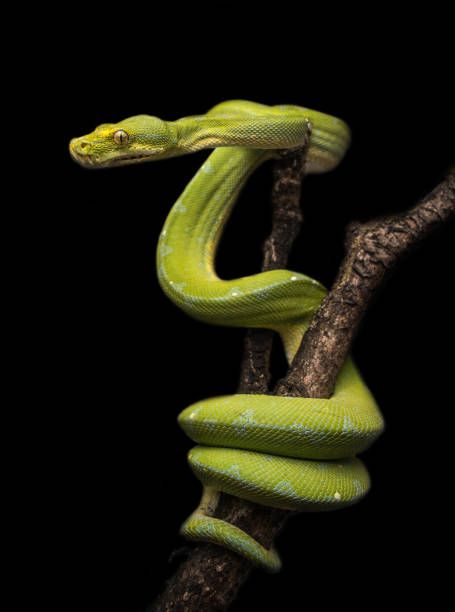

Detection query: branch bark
(238, 147), (307, 394)
(276, 167), (455, 398)
(153, 164), (455, 611)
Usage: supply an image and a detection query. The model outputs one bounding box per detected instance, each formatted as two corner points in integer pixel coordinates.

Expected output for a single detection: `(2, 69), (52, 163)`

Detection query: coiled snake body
(70, 100), (384, 572)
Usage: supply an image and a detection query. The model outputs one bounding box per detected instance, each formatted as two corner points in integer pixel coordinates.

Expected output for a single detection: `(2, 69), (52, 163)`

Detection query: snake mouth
(69, 146), (164, 168)
(104, 151), (164, 166)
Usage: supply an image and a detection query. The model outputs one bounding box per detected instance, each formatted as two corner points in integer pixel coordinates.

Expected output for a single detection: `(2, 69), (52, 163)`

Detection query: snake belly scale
(70, 100), (384, 572)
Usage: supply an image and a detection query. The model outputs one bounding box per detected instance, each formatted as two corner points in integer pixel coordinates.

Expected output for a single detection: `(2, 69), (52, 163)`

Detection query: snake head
(69, 115), (177, 168)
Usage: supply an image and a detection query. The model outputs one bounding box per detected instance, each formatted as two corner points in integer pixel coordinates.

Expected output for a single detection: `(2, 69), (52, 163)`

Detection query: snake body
(70, 100), (384, 572)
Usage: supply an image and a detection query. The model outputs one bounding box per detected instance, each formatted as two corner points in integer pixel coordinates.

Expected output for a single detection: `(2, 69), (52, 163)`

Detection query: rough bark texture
(237, 147), (307, 394)
(276, 168), (455, 398)
(153, 166), (455, 611)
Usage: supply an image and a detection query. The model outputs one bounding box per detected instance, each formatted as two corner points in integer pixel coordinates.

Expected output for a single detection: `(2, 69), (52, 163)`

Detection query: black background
(35, 15), (454, 612)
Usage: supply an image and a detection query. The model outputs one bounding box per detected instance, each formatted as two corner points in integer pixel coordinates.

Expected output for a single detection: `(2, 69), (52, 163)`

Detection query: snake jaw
(97, 148), (168, 166)
(69, 137), (166, 168)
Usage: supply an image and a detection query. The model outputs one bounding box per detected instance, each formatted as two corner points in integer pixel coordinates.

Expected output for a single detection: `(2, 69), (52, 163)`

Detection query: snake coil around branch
(70, 100), (385, 572)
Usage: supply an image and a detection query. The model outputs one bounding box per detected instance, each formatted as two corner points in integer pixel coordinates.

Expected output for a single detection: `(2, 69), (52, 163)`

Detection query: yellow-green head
(69, 115), (177, 168)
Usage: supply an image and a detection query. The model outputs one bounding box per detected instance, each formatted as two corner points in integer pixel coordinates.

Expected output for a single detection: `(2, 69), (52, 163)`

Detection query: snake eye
(113, 130), (129, 145)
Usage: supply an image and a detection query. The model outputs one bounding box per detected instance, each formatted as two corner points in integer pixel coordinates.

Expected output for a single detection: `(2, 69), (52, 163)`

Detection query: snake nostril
(80, 141), (89, 149)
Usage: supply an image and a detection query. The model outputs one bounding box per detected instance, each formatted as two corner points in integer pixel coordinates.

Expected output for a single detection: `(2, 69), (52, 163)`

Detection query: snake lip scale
(69, 148), (163, 167)
(70, 100), (384, 572)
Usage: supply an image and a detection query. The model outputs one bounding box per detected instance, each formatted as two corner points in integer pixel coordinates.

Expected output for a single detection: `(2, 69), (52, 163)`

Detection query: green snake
(70, 100), (384, 572)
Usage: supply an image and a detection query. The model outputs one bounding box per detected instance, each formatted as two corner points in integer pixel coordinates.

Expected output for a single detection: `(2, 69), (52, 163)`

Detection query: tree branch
(153, 165), (455, 611)
(275, 167), (455, 398)
(238, 147), (307, 394)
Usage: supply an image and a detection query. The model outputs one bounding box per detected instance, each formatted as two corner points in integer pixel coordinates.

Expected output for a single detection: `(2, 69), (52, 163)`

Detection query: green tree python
(70, 100), (384, 572)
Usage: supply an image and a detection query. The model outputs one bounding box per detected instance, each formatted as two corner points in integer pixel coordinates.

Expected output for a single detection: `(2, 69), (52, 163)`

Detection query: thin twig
(153, 167), (455, 611)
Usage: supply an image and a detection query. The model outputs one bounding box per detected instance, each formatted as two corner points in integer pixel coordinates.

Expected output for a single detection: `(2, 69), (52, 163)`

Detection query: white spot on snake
(232, 409), (256, 436)
(225, 464), (241, 479)
(290, 422), (313, 437)
(161, 229), (167, 238)
(201, 418), (218, 432)
(343, 416), (353, 433)
(233, 409), (255, 424)
(172, 282), (187, 291)
(201, 161), (214, 174)
(160, 244), (173, 256)
(228, 287), (243, 297)
(174, 200), (187, 213)
(290, 275), (298, 281)
(353, 479), (363, 495)
(334, 491), (341, 500)
(189, 454), (204, 468)
(274, 481), (297, 497)
(185, 405), (204, 421)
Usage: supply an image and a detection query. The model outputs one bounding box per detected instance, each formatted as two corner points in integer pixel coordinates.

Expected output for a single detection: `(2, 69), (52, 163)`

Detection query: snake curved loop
(70, 100), (384, 572)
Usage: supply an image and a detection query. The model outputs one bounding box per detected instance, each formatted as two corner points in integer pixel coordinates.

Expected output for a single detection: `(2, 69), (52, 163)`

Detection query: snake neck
(171, 102), (350, 173)
(157, 146), (271, 285)
(172, 115), (309, 154)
